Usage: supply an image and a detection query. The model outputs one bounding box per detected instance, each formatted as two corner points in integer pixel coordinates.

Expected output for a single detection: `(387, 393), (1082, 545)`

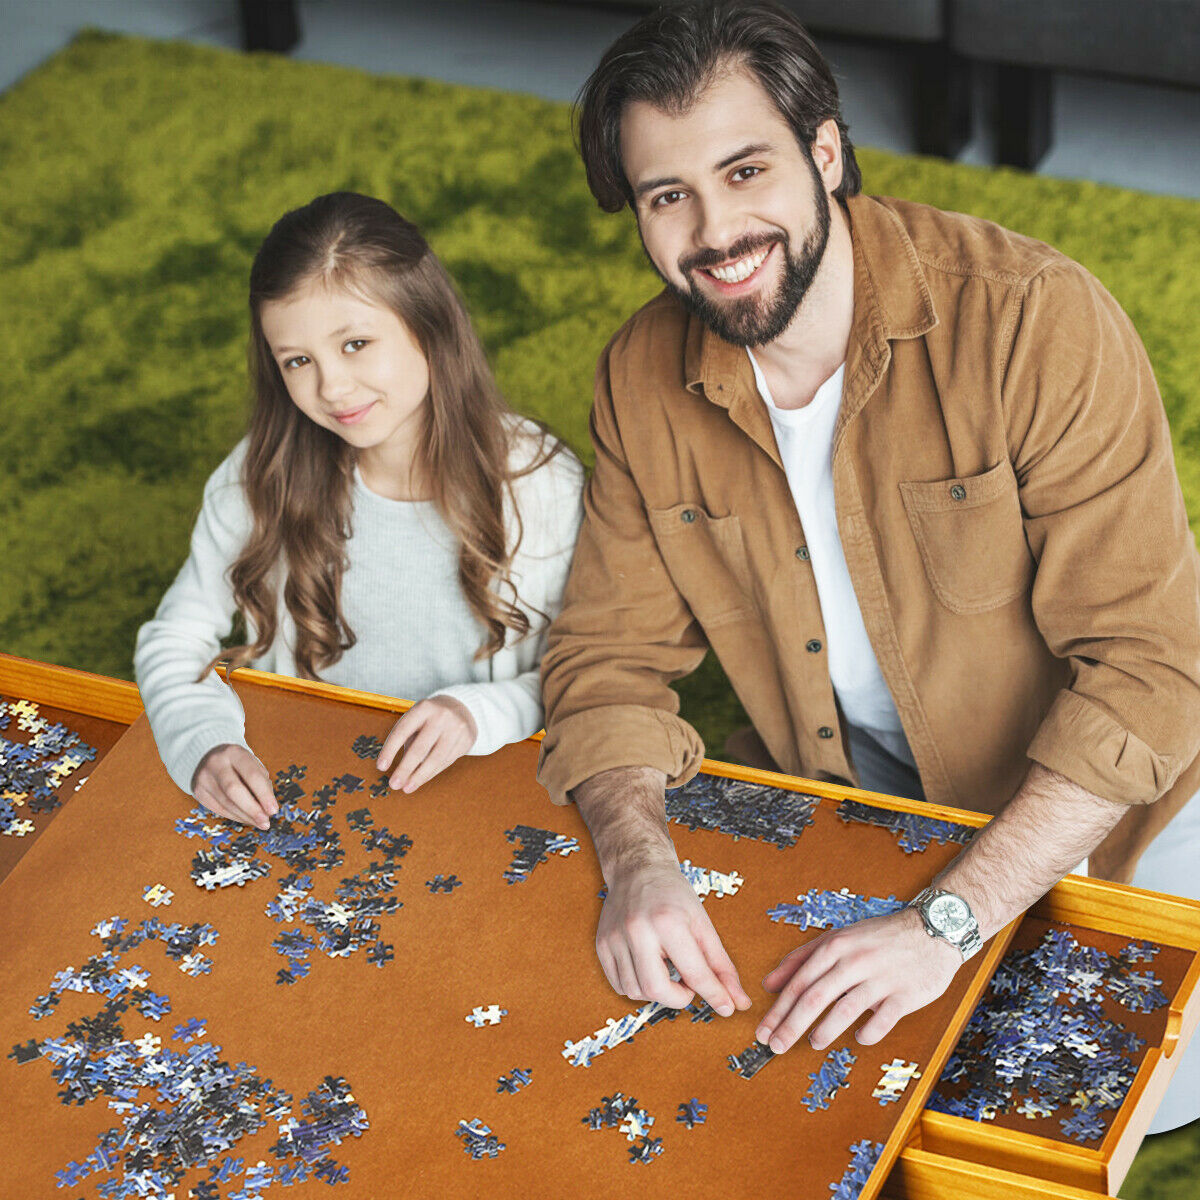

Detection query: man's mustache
(680, 232), (783, 275)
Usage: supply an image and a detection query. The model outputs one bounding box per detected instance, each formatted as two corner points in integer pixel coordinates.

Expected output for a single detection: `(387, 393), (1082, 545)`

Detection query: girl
(135, 192), (584, 830)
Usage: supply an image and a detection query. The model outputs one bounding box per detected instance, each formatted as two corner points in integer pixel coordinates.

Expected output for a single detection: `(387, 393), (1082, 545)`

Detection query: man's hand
(192, 744), (277, 831)
(574, 766), (752, 1017)
(598, 855), (752, 1015)
(377, 696), (478, 793)
(755, 906), (961, 1053)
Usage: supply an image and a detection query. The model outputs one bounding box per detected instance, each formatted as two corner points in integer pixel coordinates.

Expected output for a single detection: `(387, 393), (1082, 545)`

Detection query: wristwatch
(908, 886), (982, 961)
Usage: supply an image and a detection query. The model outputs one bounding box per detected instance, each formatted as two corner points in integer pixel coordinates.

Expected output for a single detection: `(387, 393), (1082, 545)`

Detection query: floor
(1, 0), (1199, 199)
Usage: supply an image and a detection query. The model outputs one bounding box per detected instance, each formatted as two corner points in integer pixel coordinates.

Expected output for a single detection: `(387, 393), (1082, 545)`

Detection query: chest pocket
(646, 503), (755, 629)
(898, 461), (1033, 614)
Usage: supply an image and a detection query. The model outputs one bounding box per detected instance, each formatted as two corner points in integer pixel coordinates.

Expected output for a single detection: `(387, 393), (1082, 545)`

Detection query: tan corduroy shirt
(538, 194), (1200, 883)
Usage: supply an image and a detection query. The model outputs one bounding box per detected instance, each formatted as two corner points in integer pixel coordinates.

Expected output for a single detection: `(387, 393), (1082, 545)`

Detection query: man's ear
(811, 118), (844, 194)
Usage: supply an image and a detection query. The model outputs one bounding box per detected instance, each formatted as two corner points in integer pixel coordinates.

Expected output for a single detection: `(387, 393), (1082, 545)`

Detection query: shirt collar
(683, 193), (938, 405)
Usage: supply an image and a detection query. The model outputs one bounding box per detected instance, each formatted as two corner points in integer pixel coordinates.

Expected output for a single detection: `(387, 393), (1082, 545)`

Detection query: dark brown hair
(575, 0), (861, 212)
(215, 192), (556, 680)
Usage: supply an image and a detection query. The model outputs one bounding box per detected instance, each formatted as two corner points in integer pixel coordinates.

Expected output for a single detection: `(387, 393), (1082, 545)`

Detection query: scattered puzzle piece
(466, 1005), (508, 1027)
(873, 1058), (921, 1105)
(676, 1097), (708, 1128)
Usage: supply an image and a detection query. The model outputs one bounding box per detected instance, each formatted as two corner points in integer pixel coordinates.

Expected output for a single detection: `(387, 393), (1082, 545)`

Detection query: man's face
(620, 67), (835, 347)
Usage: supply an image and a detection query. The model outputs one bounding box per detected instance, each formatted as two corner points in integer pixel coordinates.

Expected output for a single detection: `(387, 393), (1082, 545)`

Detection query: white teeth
(707, 247), (768, 284)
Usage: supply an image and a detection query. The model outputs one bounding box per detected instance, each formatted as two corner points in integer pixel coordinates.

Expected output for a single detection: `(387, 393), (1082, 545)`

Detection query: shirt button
(681, 509), (697, 524)
(818, 726), (835, 739)
(795, 545), (810, 561)
(806, 639), (822, 653)
(949, 484), (967, 501)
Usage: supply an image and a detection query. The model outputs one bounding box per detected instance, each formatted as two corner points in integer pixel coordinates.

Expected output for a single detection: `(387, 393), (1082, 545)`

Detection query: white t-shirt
(748, 350), (916, 770)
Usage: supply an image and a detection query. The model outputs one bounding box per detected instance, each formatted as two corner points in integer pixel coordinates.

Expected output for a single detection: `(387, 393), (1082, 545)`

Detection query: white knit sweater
(135, 423), (584, 795)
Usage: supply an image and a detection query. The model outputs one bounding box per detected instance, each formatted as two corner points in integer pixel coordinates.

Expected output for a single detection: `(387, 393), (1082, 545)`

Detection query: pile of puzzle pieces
(0, 697), (97, 838)
(13, 910), (368, 1197)
(666, 774), (819, 848)
(928, 927), (1167, 1142)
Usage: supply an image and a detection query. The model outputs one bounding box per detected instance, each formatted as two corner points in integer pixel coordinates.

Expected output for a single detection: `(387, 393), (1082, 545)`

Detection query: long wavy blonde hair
(213, 192), (557, 680)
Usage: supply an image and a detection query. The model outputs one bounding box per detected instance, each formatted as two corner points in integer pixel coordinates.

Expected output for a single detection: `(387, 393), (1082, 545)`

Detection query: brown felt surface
(0, 678), (1003, 1199)
(0, 695), (128, 884)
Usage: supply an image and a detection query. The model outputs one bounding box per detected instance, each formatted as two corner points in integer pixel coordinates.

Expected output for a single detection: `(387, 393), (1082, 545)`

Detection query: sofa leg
(997, 63), (1053, 170)
(914, 42), (971, 160)
(239, 0), (301, 54)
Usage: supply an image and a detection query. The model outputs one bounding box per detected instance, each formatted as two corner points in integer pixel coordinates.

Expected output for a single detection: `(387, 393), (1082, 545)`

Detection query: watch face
(928, 894), (970, 934)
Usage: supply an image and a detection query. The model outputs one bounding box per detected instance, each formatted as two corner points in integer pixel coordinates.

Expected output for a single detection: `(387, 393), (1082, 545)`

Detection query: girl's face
(260, 279), (430, 459)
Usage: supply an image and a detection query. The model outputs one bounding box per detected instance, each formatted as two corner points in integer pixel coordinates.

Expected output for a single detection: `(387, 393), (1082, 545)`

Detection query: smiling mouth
(700, 244), (773, 285)
(330, 402), (375, 424)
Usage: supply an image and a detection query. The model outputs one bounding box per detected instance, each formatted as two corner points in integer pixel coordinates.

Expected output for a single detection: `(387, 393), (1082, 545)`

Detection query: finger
(595, 941), (622, 997)
(757, 951), (854, 1051)
(855, 996), (908, 1046)
(236, 755), (278, 817)
(661, 924), (736, 1016)
(691, 915), (752, 1010)
(399, 738), (458, 794)
(377, 708), (422, 772)
(610, 941), (644, 1001)
(762, 938), (822, 991)
(216, 768), (270, 829)
(194, 784), (236, 825)
(809, 981), (879, 1051)
(627, 927), (694, 1009)
(390, 724), (441, 791)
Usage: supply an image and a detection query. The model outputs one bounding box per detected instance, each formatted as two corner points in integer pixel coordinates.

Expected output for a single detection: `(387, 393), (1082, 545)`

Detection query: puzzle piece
(829, 1139), (884, 1200)
(676, 1097), (708, 1128)
(366, 941), (394, 968)
(7, 1038), (40, 1064)
(678, 859), (744, 899)
(562, 1000), (680, 1067)
(728, 1041), (776, 1080)
(628, 1135), (663, 1164)
(496, 1067), (532, 1094)
(872, 1058), (921, 1105)
(618, 1107), (655, 1140)
(425, 874), (463, 893)
(466, 1005), (508, 1027)
(502, 824), (580, 884)
(768, 887), (904, 931)
(142, 883), (174, 908)
(351, 734), (384, 760)
(802, 1047), (857, 1112)
(455, 1118), (505, 1159)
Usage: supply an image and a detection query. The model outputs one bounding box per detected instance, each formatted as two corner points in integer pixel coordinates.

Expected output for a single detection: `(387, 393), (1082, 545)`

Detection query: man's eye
(732, 166), (761, 182)
(653, 190), (686, 208)
(282, 355), (308, 370)
(344, 339), (368, 353)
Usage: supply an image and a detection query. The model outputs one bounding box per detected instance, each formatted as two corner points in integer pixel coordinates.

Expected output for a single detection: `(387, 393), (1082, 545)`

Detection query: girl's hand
(377, 697), (478, 793)
(192, 744), (278, 831)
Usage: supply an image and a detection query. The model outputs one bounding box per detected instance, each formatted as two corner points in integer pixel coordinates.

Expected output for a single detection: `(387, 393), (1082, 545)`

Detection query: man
(537, 1), (1200, 1126)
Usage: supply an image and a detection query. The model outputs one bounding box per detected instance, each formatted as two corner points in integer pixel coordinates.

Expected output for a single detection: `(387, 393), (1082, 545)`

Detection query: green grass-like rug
(0, 28), (1198, 1191)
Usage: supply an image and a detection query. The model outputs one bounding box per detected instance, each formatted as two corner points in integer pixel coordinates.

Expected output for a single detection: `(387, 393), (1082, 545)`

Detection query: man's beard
(653, 162), (832, 348)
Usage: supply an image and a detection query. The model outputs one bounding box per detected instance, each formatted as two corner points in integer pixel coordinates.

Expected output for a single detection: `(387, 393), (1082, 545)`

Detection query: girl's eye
(653, 190), (686, 209)
(732, 166), (761, 182)
(344, 338), (368, 353)
(282, 355), (309, 370)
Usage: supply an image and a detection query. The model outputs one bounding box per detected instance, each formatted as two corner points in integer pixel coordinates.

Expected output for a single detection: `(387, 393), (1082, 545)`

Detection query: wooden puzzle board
(0, 675), (1012, 1199)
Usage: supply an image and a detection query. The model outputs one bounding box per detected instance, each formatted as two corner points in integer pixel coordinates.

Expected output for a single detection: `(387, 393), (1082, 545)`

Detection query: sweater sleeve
(133, 446), (255, 796)
(430, 440), (585, 755)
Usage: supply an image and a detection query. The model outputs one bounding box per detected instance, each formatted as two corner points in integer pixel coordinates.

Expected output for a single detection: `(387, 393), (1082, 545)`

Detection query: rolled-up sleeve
(537, 343), (706, 804)
(1007, 262), (1200, 804)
